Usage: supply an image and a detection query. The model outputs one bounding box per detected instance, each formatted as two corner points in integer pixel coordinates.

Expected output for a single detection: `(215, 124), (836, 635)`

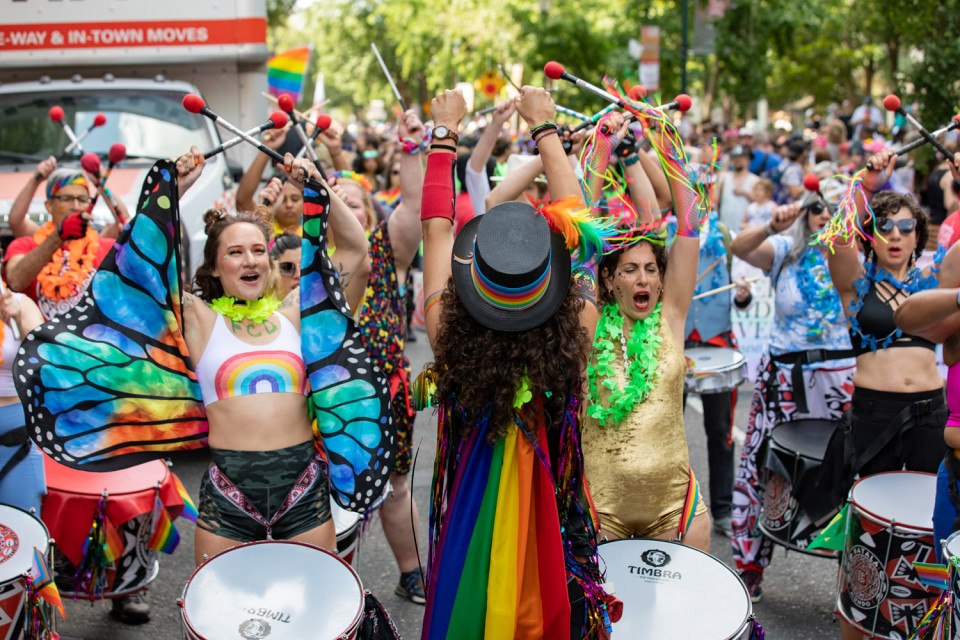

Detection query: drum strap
(772, 349), (855, 414)
(0, 426), (30, 484)
(677, 467), (700, 540)
(849, 397), (942, 477)
(208, 454), (323, 539)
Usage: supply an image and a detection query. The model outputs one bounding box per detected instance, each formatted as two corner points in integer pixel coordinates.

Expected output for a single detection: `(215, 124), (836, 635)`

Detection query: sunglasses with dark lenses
(803, 202), (827, 215)
(279, 262), (299, 277)
(876, 217), (917, 235)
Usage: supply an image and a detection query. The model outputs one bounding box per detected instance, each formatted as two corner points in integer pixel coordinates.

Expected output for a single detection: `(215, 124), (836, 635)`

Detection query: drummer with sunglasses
(729, 187), (855, 603)
(818, 148), (956, 639)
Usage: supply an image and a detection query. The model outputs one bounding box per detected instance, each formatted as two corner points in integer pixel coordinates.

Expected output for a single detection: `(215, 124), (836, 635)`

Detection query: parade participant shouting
(353, 109), (427, 604)
(419, 86), (611, 639)
(581, 136), (711, 553)
(730, 197), (855, 602)
(4, 166), (115, 319)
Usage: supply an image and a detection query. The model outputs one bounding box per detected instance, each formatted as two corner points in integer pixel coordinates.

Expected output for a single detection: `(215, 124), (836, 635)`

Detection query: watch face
(434, 126), (450, 140)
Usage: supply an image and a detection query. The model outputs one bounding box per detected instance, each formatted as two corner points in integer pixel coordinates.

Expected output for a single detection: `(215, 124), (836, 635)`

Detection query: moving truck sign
(0, 20), (266, 50)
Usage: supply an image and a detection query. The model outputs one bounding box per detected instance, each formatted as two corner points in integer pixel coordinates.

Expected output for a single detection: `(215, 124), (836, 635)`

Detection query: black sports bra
(851, 280), (935, 356)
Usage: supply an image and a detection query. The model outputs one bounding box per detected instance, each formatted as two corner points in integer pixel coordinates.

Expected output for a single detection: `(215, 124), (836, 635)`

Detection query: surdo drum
(179, 540), (364, 640)
(598, 539), (758, 639)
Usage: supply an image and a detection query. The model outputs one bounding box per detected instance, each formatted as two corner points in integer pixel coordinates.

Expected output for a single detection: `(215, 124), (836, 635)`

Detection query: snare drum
(180, 540), (364, 640)
(759, 420), (839, 557)
(838, 471), (939, 639)
(941, 530), (960, 633)
(0, 504), (52, 640)
(684, 347), (747, 394)
(42, 457), (187, 598)
(331, 501), (362, 567)
(599, 539), (757, 639)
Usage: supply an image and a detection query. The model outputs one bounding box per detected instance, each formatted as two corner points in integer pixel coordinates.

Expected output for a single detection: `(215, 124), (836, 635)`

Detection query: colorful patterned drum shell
(599, 539), (754, 639)
(0, 504), (51, 640)
(180, 540), (364, 640)
(759, 420), (840, 557)
(684, 347), (747, 394)
(838, 471), (939, 639)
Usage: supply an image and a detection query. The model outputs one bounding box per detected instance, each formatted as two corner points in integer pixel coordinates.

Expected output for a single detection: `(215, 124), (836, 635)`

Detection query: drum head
(684, 347), (745, 373)
(943, 529), (960, 560)
(43, 457), (168, 495)
(182, 541), (364, 639)
(0, 505), (49, 584)
(330, 500), (361, 537)
(850, 471), (936, 530)
(599, 540), (751, 639)
(769, 420), (837, 460)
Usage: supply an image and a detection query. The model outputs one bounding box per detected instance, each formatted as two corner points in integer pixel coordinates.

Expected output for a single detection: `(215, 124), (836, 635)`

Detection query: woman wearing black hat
(418, 86), (613, 639)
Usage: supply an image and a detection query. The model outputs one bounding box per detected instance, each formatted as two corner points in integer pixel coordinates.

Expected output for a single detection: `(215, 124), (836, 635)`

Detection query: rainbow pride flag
(914, 562), (950, 590)
(31, 547), (65, 619)
(268, 46), (311, 102)
(172, 473), (198, 522)
(148, 495), (181, 554)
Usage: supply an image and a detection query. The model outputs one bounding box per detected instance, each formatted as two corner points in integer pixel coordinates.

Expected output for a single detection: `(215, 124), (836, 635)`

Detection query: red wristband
(421, 152), (456, 223)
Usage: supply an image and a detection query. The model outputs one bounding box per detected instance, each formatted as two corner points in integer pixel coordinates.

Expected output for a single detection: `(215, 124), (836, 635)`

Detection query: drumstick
(0, 279), (20, 341)
(696, 257), (723, 284)
(692, 276), (760, 301)
(260, 92), (322, 121)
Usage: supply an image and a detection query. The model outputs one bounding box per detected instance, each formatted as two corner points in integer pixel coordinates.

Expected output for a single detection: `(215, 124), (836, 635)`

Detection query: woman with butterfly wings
(13, 148), (395, 564)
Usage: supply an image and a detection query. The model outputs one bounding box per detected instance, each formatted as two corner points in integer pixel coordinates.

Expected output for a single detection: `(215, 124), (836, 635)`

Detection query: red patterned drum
(838, 471), (940, 639)
(179, 540), (364, 640)
(41, 456), (187, 599)
(0, 504), (52, 640)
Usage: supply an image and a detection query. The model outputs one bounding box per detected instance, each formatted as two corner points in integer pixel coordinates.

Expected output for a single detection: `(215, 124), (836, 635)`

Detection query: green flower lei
(587, 302), (663, 428)
(209, 296), (282, 323)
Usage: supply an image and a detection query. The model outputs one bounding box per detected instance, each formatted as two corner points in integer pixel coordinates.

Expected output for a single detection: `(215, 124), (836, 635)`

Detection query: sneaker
(110, 589), (151, 624)
(741, 570), (763, 604)
(712, 515), (733, 538)
(395, 569), (426, 605)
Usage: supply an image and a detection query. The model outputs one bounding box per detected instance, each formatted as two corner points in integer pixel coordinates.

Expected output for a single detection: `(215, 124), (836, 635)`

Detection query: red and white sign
(0, 18), (266, 51)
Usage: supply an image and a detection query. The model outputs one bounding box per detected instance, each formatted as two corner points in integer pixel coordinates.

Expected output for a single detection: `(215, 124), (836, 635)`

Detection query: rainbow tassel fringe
(74, 493), (124, 597)
(813, 169), (878, 251)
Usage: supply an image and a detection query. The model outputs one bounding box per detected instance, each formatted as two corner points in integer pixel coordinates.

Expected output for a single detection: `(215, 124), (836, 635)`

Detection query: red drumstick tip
(882, 94), (901, 112)
(80, 152), (102, 175)
(675, 94), (693, 112)
(802, 173), (821, 192)
(277, 93), (295, 112)
(93, 112), (107, 127)
(953, 115), (960, 126)
(108, 143), (126, 165)
(544, 61), (565, 80)
(182, 94), (206, 114)
(316, 114), (332, 131)
(628, 86), (647, 101)
(49, 105), (64, 122)
(268, 111), (289, 130)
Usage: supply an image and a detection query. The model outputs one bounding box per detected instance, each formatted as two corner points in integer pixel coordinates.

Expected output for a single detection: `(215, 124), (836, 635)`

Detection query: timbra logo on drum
(627, 549), (682, 583)
(0, 524), (19, 564)
(239, 618), (272, 639)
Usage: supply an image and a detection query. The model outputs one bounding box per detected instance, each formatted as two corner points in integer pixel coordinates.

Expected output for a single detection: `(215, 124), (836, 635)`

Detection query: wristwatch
(432, 125), (459, 145)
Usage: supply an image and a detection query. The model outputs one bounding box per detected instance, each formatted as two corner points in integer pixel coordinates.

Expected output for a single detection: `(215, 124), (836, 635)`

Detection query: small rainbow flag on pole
(172, 473), (198, 522)
(31, 547), (65, 619)
(268, 46), (312, 102)
(914, 562), (950, 590)
(148, 494), (181, 554)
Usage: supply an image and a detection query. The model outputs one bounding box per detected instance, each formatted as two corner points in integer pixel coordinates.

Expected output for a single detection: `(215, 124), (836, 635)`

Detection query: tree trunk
(863, 56), (875, 97)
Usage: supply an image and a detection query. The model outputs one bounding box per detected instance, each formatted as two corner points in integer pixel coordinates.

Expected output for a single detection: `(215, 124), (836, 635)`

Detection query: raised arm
(236, 125), (288, 212)
(660, 150), (704, 330)
(894, 288), (960, 343)
(421, 90), (467, 348)
(387, 110), (426, 271)
(316, 122), (352, 173)
(639, 134), (674, 212)
(731, 204), (804, 271)
(9, 156), (55, 237)
(484, 155), (544, 210)
(469, 100), (515, 174)
(616, 122), (659, 224)
(516, 86), (580, 201)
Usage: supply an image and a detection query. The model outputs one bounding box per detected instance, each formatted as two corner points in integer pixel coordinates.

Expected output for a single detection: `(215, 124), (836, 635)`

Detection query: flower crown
(330, 170), (374, 192)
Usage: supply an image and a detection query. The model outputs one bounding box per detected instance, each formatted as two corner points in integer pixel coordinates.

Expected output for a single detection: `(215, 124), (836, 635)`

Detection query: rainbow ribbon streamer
(268, 46), (312, 101)
(677, 468), (700, 539)
(75, 495), (125, 597)
(812, 169), (879, 252)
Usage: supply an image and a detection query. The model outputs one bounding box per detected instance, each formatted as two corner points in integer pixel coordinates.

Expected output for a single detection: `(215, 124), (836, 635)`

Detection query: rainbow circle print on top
(214, 350), (307, 401)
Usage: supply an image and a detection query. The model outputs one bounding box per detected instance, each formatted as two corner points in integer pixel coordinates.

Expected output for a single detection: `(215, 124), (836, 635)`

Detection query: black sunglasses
(876, 218), (917, 235)
(279, 261), (299, 277)
(803, 202), (827, 215)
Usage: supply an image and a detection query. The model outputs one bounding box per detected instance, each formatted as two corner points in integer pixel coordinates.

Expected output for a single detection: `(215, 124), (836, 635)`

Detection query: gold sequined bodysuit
(582, 320), (706, 539)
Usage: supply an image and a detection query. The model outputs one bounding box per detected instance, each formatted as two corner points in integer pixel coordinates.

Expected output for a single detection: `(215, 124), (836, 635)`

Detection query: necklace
(209, 296), (281, 323)
(587, 302), (662, 428)
(848, 246), (945, 351)
(33, 222), (101, 302)
(794, 247), (841, 338)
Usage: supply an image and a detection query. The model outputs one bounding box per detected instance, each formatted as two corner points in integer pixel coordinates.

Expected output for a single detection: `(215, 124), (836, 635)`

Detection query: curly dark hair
(597, 239), (667, 306)
(430, 277), (590, 442)
(192, 208), (273, 301)
(859, 190), (928, 265)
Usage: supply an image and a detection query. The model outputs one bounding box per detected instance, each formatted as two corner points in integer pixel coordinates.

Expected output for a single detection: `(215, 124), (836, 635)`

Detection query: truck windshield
(0, 89), (211, 163)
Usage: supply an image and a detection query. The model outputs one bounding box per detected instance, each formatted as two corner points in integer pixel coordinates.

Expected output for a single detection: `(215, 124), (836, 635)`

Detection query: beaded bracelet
(621, 155), (641, 167)
(533, 127), (559, 144)
(530, 121), (558, 137)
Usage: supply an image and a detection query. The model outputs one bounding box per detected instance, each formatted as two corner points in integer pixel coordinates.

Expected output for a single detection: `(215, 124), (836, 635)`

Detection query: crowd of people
(4, 78), (960, 640)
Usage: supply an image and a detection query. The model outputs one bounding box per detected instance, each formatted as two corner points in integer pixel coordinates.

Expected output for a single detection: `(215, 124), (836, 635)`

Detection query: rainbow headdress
(813, 169), (879, 252)
(423, 389), (611, 640)
(268, 46), (312, 102)
(537, 196), (617, 265)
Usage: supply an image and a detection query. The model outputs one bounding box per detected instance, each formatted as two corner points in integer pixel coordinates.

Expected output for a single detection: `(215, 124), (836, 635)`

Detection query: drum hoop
(0, 503), (52, 588)
(848, 471), (937, 534)
(45, 461), (170, 497)
(598, 538), (753, 637)
(942, 529), (960, 561)
(180, 539), (365, 638)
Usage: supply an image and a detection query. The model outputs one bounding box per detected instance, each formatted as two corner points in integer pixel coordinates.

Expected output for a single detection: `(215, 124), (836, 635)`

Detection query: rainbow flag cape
(172, 473), (198, 522)
(268, 46), (311, 102)
(148, 494), (181, 554)
(30, 547), (65, 619)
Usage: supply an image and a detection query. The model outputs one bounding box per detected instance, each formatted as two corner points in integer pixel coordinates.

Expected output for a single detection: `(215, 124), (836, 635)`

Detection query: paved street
(56, 329), (841, 639)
